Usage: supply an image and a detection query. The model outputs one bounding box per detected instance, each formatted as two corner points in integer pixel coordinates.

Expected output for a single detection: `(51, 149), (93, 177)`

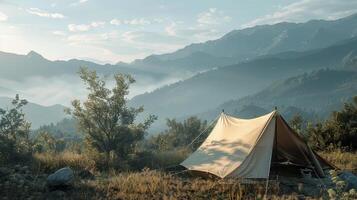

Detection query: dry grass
(319, 150), (357, 172)
(32, 151), (96, 173)
(16, 150), (355, 199)
(69, 170), (309, 200)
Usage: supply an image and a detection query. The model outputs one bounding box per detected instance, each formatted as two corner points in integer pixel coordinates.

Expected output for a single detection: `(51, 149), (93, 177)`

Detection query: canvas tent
(181, 111), (333, 179)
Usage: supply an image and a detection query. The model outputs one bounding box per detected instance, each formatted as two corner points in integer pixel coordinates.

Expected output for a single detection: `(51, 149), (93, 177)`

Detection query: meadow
(1, 150), (356, 200)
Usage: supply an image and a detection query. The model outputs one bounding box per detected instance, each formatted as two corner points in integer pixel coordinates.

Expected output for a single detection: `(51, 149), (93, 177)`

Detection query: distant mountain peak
(27, 50), (44, 59)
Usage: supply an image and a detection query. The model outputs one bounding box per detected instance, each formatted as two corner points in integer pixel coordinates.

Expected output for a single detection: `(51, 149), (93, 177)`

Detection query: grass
(9, 150), (353, 199)
(32, 151), (96, 173)
(319, 150), (357, 172)
(69, 170), (298, 200)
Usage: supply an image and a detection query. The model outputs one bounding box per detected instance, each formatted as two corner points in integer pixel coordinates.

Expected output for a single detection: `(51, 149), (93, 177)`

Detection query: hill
(129, 37), (357, 130)
(0, 51), (165, 81)
(200, 69), (357, 121)
(0, 96), (67, 129)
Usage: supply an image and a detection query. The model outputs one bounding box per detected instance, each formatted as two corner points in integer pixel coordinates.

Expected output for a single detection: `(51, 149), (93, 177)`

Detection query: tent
(181, 110), (334, 179)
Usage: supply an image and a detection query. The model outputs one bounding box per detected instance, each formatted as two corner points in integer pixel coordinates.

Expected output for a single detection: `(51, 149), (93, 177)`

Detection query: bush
(0, 95), (31, 164)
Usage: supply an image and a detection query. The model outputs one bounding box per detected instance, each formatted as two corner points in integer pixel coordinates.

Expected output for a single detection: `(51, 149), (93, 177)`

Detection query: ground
(0, 151), (356, 200)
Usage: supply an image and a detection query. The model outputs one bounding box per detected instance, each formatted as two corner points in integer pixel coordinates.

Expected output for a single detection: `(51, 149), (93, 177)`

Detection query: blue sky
(0, 0), (357, 63)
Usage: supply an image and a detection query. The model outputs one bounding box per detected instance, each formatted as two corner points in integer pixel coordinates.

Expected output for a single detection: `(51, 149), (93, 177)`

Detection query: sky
(1, 0), (357, 64)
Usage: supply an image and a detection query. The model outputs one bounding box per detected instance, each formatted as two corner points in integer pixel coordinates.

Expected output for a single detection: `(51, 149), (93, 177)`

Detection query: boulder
(0, 167), (12, 176)
(47, 167), (74, 188)
(339, 171), (357, 190)
(78, 169), (95, 180)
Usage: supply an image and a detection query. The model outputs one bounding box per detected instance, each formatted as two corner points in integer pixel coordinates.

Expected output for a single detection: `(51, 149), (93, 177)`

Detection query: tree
(148, 116), (208, 151)
(306, 96), (357, 150)
(32, 131), (66, 153)
(0, 94), (31, 163)
(67, 68), (156, 167)
(289, 114), (304, 135)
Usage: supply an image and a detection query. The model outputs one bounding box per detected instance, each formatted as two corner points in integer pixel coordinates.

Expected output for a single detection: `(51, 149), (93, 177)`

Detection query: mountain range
(129, 36), (357, 131)
(1, 13), (357, 131)
(130, 13), (357, 73)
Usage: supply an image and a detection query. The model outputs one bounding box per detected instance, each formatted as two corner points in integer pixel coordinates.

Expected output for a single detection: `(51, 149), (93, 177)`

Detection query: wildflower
(329, 170), (337, 177)
(336, 180), (346, 189)
(328, 188), (336, 198)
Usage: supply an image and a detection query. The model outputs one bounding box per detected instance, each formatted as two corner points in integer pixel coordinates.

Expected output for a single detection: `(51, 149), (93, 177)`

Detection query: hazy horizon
(1, 0), (357, 64)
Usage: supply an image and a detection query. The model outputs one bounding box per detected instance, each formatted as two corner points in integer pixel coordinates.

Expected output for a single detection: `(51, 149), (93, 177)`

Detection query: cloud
(0, 11), (8, 21)
(197, 8), (231, 25)
(27, 8), (65, 19)
(68, 21), (105, 32)
(66, 31), (119, 46)
(110, 18), (121, 25)
(121, 31), (186, 54)
(70, 0), (89, 6)
(242, 0), (357, 28)
(164, 20), (222, 43)
(110, 18), (151, 26)
(165, 22), (177, 36)
(52, 31), (67, 36)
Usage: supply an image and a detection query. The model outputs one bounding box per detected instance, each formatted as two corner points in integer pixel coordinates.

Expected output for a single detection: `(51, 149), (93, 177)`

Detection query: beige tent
(181, 111), (333, 179)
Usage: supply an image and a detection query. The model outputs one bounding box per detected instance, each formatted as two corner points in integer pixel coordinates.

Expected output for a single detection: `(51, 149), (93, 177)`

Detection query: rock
(47, 167), (74, 188)
(0, 167), (11, 176)
(21, 166), (30, 174)
(339, 171), (357, 190)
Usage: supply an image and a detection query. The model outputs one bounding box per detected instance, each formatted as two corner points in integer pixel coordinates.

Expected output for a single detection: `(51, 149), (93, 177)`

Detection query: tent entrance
(269, 115), (327, 178)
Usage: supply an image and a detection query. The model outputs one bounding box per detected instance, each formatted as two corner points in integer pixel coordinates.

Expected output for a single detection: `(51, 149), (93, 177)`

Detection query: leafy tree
(289, 114), (304, 134)
(306, 96), (357, 150)
(0, 94), (31, 163)
(67, 68), (156, 167)
(32, 131), (66, 153)
(148, 116), (208, 151)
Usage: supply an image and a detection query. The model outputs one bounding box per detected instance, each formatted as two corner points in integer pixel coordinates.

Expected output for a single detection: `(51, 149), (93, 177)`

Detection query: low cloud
(0, 74), (181, 107)
(242, 0), (357, 28)
(0, 11), (8, 21)
(27, 8), (65, 19)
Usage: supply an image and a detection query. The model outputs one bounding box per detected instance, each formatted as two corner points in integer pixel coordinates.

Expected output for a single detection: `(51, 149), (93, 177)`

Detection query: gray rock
(47, 167), (74, 188)
(0, 167), (11, 176)
(339, 171), (357, 190)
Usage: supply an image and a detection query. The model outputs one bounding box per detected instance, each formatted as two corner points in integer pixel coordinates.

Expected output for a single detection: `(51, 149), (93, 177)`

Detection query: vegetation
(289, 96), (357, 151)
(146, 116), (209, 152)
(1, 70), (356, 199)
(66, 68), (156, 169)
(0, 94), (31, 164)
